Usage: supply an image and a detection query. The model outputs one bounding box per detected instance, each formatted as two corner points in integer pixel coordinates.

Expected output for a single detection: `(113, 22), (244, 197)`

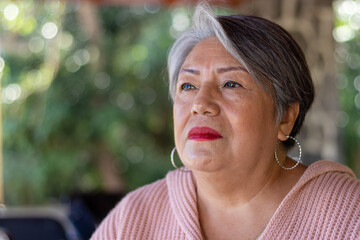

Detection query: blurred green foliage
(1, 1), (193, 205)
(333, 0), (360, 173)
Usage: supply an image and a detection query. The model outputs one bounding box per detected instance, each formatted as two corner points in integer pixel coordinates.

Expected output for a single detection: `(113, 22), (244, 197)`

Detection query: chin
(183, 153), (220, 172)
(179, 142), (224, 171)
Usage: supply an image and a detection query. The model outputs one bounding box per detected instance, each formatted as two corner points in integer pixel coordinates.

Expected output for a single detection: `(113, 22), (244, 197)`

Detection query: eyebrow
(179, 68), (200, 75)
(179, 66), (248, 75)
(217, 66), (248, 73)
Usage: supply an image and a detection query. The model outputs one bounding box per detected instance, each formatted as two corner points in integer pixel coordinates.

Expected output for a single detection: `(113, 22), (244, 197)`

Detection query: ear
(277, 103), (300, 141)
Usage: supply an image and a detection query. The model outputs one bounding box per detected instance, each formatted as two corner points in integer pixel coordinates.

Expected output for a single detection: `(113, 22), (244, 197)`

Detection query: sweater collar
(165, 160), (353, 240)
(166, 169), (203, 240)
(259, 160), (355, 239)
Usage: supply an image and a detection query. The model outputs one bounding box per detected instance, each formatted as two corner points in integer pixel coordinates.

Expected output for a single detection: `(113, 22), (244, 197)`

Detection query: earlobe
(277, 103), (300, 141)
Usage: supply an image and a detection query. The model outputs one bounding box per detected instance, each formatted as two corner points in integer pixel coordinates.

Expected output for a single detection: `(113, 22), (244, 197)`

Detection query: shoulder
(90, 170), (193, 240)
(293, 160), (360, 200)
(90, 176), (169, 240)
(116, 168), (195, 217)
(121, 176), (169, 208)
(112, 175), (171, 225)
(264, 161), (360, 239)
(300, 160), (359, 191)
(291, 161), (360, 226)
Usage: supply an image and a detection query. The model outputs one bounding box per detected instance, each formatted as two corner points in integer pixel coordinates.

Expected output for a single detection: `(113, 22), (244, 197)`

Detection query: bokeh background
(1, 0), (360, 208)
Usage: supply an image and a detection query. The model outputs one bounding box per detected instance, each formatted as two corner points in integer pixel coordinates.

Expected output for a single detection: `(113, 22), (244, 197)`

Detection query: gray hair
(167, 3), (314, 149)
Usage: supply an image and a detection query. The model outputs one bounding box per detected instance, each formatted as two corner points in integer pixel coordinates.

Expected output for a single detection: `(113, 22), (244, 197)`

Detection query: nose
(191, 86), (220, 116)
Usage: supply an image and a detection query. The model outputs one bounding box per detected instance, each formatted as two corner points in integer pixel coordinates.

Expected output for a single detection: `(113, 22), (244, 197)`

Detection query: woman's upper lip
(187, 126), (223, 139)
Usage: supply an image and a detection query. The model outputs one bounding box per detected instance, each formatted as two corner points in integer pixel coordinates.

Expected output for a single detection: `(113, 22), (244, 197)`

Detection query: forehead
(181, 37), (240, 68)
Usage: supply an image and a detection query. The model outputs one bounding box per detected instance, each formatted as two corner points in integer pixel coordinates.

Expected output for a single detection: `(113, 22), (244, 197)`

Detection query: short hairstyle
(167, 3), (314, 149)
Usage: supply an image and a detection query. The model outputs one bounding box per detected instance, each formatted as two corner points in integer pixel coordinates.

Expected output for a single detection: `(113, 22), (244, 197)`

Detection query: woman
(91, 3), (360, 240)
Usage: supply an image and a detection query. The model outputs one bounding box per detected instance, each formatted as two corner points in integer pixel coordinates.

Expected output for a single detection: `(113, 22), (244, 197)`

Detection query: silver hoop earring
(274, 136), (302, 170)
(171, 147), (191, 172)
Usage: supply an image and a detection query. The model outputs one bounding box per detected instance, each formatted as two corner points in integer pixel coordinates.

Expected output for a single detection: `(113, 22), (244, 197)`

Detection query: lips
(187, 126), (223, 141)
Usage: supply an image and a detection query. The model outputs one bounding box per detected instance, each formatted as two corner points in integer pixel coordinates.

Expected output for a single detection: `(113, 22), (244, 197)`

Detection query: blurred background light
(116, 92), (134, 110)
(349, 13), (360, 29)
(94, 72), (111, 90)
(346, 53), (360, 69)
(334, 46), (348, 63)
(144, 2), (160, 14)
(172, 10), (190, 32)
(28, 37), (45, 53)
(65, 56), (81, 73)
(354, 75), (360, 91)
(333, 25), (355, 42)
(60, 32), (74, 50)
(73, 49), (90, 66)
(2, 84), (22, 104)
(0, 57), (5, 72)
(355, 93), (360, 108)
(4, 3), (19, 21)
(335, 0), (359, 19)
(126, 146), (144, 163)
(41, 22), (58, 39)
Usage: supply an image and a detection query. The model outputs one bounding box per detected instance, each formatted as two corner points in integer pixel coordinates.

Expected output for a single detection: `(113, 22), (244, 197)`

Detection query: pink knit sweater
(90, 160), (360, 239)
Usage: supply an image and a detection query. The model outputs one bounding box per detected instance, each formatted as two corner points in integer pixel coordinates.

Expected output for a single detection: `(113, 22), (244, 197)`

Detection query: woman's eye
(223, 81), (242, 88)
(180, 83), (196, 91)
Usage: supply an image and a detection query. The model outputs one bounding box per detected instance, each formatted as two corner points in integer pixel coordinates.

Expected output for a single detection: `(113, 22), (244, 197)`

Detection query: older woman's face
(173, 37), (279, 172)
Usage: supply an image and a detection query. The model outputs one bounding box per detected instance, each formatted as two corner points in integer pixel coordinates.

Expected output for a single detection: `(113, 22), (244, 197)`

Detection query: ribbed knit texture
(90, 160), (360, 240)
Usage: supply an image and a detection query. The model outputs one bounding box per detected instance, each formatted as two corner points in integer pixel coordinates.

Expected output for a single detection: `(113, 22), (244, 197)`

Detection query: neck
(193, 159), (281, 209)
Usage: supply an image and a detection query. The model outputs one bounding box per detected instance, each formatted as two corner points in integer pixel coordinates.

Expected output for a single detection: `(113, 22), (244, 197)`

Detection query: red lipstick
(187, 126), (223, 141)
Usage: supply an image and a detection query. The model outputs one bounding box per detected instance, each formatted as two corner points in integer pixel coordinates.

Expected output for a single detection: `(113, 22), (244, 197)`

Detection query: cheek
(226, 97), (275, 135)
(173, 100), (192, 141)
